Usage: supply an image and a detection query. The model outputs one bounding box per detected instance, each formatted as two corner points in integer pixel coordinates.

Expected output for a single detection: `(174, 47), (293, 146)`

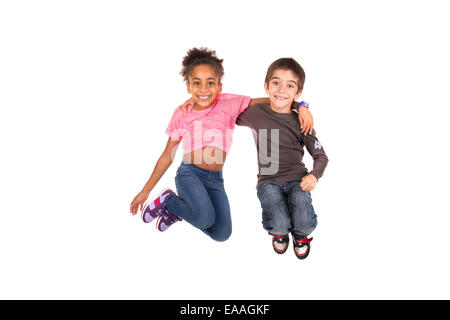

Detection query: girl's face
(186, 64), (222, 110)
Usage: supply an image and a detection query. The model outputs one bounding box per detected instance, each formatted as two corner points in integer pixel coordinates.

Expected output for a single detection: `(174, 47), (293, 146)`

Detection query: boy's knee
(293, 216), (317, 237)
(264, 217), (291, 236)
(290, 190), (314, 214)
(258, 184), (283, 203)
(295, 225), (316, 237)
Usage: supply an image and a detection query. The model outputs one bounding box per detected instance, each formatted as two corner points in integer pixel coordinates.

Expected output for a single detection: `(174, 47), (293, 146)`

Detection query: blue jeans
(165, 162), (232, 242)
(257, 180), (317, 239)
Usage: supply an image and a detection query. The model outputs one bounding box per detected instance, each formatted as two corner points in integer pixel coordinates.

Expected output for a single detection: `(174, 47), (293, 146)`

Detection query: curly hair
(180, 47), (224, 82)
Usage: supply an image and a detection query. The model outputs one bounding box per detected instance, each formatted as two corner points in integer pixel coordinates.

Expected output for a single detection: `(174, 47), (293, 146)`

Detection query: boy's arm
(299, 129), (328, 191)
(303, 129), (329, 182)
(130, 138), (180, 215)
(173, 97), (314, 134)
(249, 98), (314, 135)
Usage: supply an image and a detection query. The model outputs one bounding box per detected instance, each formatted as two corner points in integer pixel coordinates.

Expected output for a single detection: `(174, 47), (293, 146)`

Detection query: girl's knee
(210, 226), (232, 242)
(192, 210), (215, 229)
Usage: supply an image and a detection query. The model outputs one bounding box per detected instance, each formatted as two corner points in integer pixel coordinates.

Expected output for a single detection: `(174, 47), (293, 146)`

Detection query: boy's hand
(298, 106), (314, 135)
(300, 174), (317, 192)
(130, 190), (149, 215)
(173, 98), (193, 115)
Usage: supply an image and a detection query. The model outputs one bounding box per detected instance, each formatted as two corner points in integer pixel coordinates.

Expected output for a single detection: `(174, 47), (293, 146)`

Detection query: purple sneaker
(156, 211), (182, 232)
(141, 188), (176, 223)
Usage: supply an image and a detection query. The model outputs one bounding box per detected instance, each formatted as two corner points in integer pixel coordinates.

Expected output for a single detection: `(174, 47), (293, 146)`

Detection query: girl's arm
(174, 97), (314, 134)
(130, 138), (180, 215)
(248, 98), (314, 135)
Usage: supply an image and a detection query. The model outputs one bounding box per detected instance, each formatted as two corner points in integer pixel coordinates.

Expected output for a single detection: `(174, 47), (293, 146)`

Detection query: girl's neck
(193, 103), (213, 111)
(192, 95), (219, 111)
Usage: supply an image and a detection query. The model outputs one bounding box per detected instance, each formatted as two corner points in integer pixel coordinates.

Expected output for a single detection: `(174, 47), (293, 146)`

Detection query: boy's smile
(265, 69), (302, 113)
(186, 64), (222, 110)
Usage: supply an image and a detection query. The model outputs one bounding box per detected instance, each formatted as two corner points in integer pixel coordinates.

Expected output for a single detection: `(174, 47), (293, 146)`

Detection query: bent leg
(165, 169), (215, 230)
(203, 181), (232, 242)
(286, 182), (317, 239)
(257, 182), (291, 236)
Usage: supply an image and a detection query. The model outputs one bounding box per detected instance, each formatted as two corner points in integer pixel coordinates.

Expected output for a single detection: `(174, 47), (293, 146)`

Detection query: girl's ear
(186, 81), (191, 94)
(295, 90), (303, 100)
(218, 82), (223, 94)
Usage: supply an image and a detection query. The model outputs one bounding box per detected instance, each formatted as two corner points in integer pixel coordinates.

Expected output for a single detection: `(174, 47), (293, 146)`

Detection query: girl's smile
(186, 64), (222, 110)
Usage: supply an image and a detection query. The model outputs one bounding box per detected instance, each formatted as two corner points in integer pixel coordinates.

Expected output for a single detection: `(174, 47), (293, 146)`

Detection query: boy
(236, 58), (328, 259)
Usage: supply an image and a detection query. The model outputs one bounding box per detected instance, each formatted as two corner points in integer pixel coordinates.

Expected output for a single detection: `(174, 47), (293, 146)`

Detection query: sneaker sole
(293, 243), (311, 260)
(273, 245), (289, 254)
(272, 237), (289, 254)
(156, 215), (162, 231)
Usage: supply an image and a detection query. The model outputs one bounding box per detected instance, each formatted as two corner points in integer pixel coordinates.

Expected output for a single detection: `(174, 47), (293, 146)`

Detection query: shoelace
(274, 237), (288, 244)
(165, 213), (181, 225)
(295, 237), (313, 245)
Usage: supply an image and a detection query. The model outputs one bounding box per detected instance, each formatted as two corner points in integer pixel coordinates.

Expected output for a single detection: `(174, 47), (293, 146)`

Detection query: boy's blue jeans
(165, 161), (231, 242)
(257, 180), (317, 239)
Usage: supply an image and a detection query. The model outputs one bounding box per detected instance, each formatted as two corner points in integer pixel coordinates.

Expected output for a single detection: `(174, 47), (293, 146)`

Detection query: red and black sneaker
(293, 237), (313, 260)
(270, 233), (290, 254)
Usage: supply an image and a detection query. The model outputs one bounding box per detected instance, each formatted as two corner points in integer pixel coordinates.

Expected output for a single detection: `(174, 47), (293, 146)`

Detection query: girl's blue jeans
(165, 161), (232, 242)
(257, 180), (317, 239)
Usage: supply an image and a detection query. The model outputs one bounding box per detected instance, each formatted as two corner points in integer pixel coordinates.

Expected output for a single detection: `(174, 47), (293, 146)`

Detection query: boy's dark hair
(180, 47), (224, 82)
(265, 58), (305, 93)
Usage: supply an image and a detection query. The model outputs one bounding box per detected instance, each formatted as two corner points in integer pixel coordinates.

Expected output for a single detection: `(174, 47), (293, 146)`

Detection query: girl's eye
(208, 82), (215, 86)
(193, 81), (200, 86)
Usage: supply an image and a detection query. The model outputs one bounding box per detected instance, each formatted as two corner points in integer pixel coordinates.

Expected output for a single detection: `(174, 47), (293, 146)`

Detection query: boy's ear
(264, 82), (269, 94)
(295, 89), (303, 100)
(186, 81), (191, 94)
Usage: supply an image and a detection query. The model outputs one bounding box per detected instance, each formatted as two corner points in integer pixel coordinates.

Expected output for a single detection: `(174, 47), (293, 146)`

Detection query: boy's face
(264, 69), (302, 112)
(186, 64), (222, 109)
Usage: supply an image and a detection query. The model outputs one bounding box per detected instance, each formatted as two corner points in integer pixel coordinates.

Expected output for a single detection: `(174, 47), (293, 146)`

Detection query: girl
(129, 48), (313, 242)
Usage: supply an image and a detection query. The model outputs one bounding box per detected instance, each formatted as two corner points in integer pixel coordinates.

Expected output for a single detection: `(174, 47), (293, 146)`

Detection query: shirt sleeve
(302, 129), (329, 180)
(237, 95), (251, 115)
(165, 110), (184, 141)
(220, 93), (251, 118)
(236, 103), (255, 127)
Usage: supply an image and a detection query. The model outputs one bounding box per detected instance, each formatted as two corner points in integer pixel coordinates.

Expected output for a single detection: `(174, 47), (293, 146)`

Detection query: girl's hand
(300, 174), (317, 192)
(130, 191), (149, 215)
(298, 106), (314, 135)
(173, 98), (193, 115)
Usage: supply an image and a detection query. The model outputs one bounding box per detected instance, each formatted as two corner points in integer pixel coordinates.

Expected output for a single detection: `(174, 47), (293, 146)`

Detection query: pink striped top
(166, 93), (251, 154)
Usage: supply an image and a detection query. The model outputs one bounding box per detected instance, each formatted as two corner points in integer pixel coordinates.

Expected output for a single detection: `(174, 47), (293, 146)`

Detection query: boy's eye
(272, 81), (279, 86)
(288, 84), (296, 89)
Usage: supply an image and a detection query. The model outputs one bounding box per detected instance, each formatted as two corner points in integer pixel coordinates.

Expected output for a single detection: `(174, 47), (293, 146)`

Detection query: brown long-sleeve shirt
(236, 103), (328, 188)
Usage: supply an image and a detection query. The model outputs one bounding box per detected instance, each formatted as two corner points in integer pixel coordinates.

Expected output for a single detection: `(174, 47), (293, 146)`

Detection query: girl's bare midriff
(182, 146), (227, 171)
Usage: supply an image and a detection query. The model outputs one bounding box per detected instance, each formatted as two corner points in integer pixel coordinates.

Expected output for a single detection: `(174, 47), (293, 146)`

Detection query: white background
(1, 0), (450, 299)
